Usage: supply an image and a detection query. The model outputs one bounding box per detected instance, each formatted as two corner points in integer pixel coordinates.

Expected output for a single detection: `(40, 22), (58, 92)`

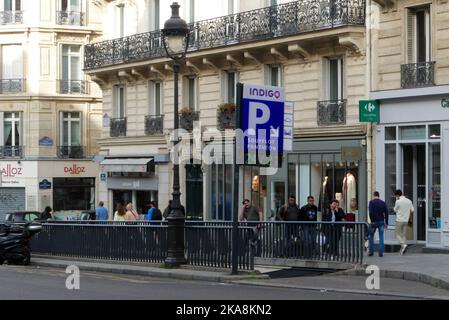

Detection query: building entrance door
(402, 144), (426, 241)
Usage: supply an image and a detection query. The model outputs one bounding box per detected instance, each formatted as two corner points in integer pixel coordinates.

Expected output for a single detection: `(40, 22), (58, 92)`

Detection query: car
(4, 211), (42, 223)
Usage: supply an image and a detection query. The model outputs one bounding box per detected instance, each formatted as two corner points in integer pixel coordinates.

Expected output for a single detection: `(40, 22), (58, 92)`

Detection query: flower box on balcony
(217, 103), (236, 130)
(179, 108), (199, 132)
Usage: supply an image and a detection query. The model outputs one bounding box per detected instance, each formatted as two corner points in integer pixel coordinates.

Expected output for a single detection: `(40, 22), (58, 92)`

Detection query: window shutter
(407, 8), (416, 63)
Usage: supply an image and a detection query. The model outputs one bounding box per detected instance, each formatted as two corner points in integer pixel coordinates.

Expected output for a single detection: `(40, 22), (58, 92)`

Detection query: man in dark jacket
(277, 195), (301, 257)
(299, 196), (318, 257)
(322, 199), (346, 257)
(368, 191), (388, 257)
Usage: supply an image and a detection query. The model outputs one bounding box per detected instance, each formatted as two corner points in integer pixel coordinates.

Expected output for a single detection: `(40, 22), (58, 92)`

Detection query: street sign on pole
(239, 83), (285, 165)
(359, 100), (380, 123)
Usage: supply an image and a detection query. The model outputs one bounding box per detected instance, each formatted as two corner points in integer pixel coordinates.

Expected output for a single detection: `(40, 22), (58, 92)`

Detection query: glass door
(402, 144), (426, 241)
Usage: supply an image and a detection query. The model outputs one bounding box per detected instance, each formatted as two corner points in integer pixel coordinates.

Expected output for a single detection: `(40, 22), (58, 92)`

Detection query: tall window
(325, 58), (343, 100)
(1, 45), (23, 93)
(225, 71), (238, 103)
(3, 0), (21, 11)
(407, 6), (430, 63)
(3, 112), (20, 147)
(149, 81), (162, 116)
(113, 85), (126, 118)
(266, 65), (283, 87)
(61, 45), (82, 93)
(61, 112), (81, 147)
(184, 76), (197, 110)
(152, 0), (160, 30)
(61, 0), (80, 12)
(116, 4), (125, 37)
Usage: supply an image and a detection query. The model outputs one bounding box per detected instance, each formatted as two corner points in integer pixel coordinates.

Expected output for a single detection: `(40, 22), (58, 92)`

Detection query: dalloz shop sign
(64, 165), (86, 175)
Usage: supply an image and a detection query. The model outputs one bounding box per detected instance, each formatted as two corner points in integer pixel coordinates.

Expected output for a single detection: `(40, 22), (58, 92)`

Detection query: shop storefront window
(399, 125), (426, 140)
(385, 144), (397, 216)
(385, 126), (396, 140)
(53, 178), (94, 211)
(429, 143), (441, 229)
(211, 163), (232, 220)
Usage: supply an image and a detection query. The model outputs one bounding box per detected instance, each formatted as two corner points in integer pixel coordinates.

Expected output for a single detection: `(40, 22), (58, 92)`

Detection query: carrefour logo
(365, 102), (376, 113)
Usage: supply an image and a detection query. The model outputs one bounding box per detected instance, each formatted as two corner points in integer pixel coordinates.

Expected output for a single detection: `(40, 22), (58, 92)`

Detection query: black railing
(0, 11), (23, 24)
(58, 80), (87, 94)
(56, 11), (85, 26)
(401, 61), (435, 89)
(145, 115), (164, 135)
(57, 146), (85, 159)
(0, 145), (23, 158)
(255, 221), (369, 264)
(110, 117), (127, 137)
(84, 0), (366, 70)
(0, 79), (25, 93)
(31, 221), (254, 270)
(317, 99), (346, 125)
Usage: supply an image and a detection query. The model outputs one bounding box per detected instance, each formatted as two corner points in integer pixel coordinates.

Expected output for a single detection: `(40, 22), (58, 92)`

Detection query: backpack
(152, 208), (162, 221)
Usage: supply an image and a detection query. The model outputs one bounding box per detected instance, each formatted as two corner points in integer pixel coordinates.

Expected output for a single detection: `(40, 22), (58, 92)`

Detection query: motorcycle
(0, 222), (42, 266)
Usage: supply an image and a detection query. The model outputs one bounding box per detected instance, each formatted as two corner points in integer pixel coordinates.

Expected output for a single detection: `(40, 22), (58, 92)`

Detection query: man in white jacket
(394, 190), (414, 255)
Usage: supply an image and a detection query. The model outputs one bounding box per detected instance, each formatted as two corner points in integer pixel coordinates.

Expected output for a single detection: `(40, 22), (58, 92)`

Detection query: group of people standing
(95, 200), (166, 222)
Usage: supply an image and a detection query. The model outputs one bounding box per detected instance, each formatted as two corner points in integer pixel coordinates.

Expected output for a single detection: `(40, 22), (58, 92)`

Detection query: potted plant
(179, 107), (199, 131)
(217, 103), (236, 130)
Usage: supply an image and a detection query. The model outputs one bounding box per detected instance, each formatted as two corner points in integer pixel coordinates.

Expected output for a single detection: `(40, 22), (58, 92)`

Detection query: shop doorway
(401, 144), (426, 241)
(185, 164), (203, 220)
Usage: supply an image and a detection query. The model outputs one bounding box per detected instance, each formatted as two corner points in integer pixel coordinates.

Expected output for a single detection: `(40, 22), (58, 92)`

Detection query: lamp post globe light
(162, 2), (190, 267)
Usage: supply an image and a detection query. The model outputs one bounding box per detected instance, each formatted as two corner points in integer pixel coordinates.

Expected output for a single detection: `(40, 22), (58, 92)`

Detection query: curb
(30, 258), (270, 283)
(340, 267), (449, 291)
(232, 280), (449, 300)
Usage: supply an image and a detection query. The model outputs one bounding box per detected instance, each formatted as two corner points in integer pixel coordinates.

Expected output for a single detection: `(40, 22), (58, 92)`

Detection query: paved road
(0, 265), (413, 300)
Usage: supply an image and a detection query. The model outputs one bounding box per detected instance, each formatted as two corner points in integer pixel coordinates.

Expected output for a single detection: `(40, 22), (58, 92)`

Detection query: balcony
(179, 110), (200, 132)
(401, 61), (435, 89)
(0, 79), (25, 94)
(58, 80), (88, 94)
(0, 11), (23, 24)
(58, 146), (85, 159)
(0, 146), (23, 158)
(110, 117), (127, 137)
(84, 0), (366, 70)
(56, 11), (85, 26)
(317, 99), (346, 125)
(145, 115), (164, 135)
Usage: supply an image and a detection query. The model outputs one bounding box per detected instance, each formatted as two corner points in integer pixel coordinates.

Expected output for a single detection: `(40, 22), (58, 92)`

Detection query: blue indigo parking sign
(240, 84), (285, 156)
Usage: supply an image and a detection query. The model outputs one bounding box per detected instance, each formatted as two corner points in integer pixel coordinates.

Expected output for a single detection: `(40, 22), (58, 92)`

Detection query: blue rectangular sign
(240, 84), (285, 155)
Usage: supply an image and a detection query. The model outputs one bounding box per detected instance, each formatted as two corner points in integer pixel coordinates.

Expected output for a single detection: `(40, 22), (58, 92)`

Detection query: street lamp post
(162, 2), (190, 267)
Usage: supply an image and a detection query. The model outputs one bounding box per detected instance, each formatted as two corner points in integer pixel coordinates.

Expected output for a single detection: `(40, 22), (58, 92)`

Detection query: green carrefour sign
(359, 100), (379, 123)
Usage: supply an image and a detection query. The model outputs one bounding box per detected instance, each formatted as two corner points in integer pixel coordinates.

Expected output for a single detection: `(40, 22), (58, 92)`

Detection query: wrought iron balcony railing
(0, 146), (23, 158)
(56, 11), (85, 26)
(0, 79), (25, 93)
(110, 117), (127, 137)
(58, 80), (87, 94)
(84, 0), (366, 70)
(57, 146), (85, 159)
(317, 99), (346, 125)
(0, 11), (23, 24)
(400, 61), (435, 89)
(180, 110), (200, 132)
(145, 115), (164, 135)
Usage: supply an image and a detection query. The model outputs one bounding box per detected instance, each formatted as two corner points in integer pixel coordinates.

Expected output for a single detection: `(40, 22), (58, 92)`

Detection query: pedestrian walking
(150, 201), (162, 221)
(368, 191), (388, 257)
(322, 199), (346, 258)
(277, 195), (300, 256)
(239, 199), (263, 254)
(113, 202), (127, 222)
(125, 203), (139, 221)
(146, 201), (155, 221)
(394, 189), (414, 255)
(96, 201), (109, 221)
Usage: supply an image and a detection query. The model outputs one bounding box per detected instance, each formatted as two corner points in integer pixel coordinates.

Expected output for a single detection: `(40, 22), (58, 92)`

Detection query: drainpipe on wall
(366, 0), (373, 221)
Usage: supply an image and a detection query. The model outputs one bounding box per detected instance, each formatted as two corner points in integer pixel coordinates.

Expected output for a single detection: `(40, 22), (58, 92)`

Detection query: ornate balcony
(84, 0), (366, 70)
(317, 99), (346, 125)
(56, 11), (85, 26)
(57, 146), (85, 159)
(0, 11), (23, 24)
(0, 79), (25, 94)
(179, 109), (200, 132)
(110, 117), (127, 137)
(0, 146), (23, 158)
(145, 115), (164, 135)
(401, 61), (435, 89)
(58, 80), (87, 94)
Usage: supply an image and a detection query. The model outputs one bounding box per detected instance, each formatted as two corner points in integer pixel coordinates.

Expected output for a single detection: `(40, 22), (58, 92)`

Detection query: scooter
(0, 222), (42, 266)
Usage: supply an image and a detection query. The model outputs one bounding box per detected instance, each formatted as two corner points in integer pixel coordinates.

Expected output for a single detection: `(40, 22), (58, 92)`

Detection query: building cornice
(370, 85), (449, 101)
(0, 95), (102, 103)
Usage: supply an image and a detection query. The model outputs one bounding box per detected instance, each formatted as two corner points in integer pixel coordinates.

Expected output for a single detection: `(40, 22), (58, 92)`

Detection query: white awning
(100, 158), (153, 173)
